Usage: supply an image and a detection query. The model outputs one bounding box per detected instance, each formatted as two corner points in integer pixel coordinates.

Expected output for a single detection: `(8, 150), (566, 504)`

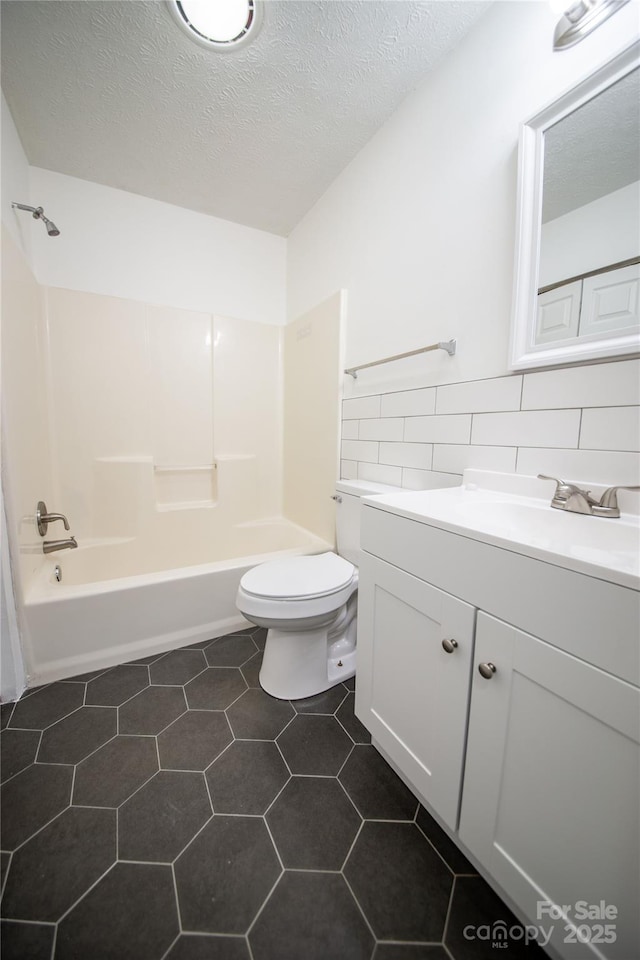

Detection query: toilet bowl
(236, 479), (400, 700)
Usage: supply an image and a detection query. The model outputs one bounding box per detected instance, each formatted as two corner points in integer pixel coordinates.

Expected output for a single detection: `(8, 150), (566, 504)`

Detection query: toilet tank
(334, 479), (402, 566)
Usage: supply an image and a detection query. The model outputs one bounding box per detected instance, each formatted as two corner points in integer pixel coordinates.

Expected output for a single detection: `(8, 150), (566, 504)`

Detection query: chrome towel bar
(344, 339), (456, 379)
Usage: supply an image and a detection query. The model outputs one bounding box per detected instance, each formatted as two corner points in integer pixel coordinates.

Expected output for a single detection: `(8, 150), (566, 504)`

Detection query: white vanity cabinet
(356, 552), (475, 830)
(460, 613), (640, 960)
(356, 498), (640, 960)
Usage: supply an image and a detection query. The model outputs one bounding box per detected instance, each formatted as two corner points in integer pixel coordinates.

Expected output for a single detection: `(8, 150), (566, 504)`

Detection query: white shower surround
(24, 517), (331, 686)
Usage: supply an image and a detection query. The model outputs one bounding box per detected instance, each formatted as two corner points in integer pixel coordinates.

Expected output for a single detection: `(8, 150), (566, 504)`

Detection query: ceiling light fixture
(168, 0), (262, 51)
(551, 0), (630, 50)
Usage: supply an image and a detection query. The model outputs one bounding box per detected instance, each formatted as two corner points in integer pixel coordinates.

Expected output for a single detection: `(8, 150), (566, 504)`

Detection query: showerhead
(11, 202), (61, 237)
(42, 216), (60, 237)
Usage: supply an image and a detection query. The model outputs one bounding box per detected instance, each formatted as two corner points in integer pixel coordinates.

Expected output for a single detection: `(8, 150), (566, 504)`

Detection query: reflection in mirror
(509, 41), (640, 370)
(537, 69), (639, 346)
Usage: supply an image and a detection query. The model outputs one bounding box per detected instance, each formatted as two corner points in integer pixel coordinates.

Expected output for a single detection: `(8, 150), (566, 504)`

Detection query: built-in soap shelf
(154, 464), (218, 510)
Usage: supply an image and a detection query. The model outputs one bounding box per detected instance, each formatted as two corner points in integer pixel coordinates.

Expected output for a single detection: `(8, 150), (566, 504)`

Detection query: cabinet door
(355, 552), (475, 829)
(535, 280), (582, 344)
(459, 613), (640, 960)
(579, 262), (640, 337)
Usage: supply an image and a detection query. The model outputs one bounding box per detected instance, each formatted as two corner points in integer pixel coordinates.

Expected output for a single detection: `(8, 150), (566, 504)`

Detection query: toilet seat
(237, 552), (358, 624)
(240, 552), (355, 601)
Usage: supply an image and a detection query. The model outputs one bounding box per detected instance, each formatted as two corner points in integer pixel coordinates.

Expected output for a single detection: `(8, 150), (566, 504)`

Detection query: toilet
(236, 479), (400, 700)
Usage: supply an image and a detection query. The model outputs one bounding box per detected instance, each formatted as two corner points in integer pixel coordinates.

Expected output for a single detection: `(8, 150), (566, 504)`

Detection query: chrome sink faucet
(538, 476), (640, 518)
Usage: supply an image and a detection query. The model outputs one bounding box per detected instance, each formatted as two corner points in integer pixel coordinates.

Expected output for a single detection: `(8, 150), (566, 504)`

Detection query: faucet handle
(537, 475), (599, 510)
(598, 486), (640, 510)
(537, 474), (592, 500)
(36, 501), (71, 536)
(538, 474), (566, 489)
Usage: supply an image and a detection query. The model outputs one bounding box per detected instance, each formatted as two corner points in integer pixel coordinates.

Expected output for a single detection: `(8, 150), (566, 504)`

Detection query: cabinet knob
(441, 638), (458, 654)
(330, 495), (342, 503)
(478, 662), (497, 679)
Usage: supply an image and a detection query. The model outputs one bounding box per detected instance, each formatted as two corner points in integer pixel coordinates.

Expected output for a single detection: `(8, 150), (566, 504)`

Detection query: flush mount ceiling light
(550, 0), (630, 50)
(168, 0), (262, 51)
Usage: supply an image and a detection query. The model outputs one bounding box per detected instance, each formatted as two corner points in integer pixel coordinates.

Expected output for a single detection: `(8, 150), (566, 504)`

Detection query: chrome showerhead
(11, 202), (61, 237)
(42, 216), (60, 237)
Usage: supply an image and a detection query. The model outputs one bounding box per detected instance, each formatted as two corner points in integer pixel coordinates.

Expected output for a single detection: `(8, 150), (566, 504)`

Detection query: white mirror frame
(509, 39), (640, 372)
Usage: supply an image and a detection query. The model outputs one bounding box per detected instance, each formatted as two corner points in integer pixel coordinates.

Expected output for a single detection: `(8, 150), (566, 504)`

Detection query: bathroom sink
(364, 470), (640, 590)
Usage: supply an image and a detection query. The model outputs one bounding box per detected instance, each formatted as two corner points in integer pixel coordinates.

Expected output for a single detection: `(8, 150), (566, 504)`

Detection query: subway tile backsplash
(404, 414), (472, 445)
(579, 406), (640, 453)
(470, 409), (581, 448)
(520, 358), (640, 410)
(341, 359), (640, 488)
(381, 387), (436, 417)
(435, 375), (522, 415)
(358, 418), (405, 441)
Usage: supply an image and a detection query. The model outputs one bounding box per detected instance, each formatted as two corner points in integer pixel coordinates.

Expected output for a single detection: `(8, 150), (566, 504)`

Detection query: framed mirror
(509, 40), (639, 371)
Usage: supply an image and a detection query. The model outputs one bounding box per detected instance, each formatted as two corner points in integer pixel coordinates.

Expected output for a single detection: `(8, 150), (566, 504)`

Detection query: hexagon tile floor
(1, 628), (545, 960)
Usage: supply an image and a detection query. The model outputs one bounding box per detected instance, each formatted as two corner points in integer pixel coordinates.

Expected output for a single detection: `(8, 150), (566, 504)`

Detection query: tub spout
(43, 537), (78, 554)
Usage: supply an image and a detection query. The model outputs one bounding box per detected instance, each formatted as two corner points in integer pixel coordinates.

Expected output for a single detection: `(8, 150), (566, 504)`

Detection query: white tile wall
(521, 358), (640, 410)
(343, 396), (381, 420)
(341, 359), (640, 489)
(381, 388), (436, 417)
(341, 439), (379, 463)
(404, 414), (472, 444)
(408, 470), (462, 491)
(433, 444), (518, 475)
(516, 448), (640, 486)
(401, 468), (436, 490)
(341, 420), (359, 440)
(471, 410), (581, 448)
(579, 407), (640, 452)
(379, 441), (433, 469)
(436, 375), (522, 414)
(358, 418), (404, 441)
(356, 462), (403, 485)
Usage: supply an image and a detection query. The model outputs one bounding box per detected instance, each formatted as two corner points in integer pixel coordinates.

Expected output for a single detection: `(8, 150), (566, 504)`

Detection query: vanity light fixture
(168, 0), (262, 51)
(550, 0), (630, 50)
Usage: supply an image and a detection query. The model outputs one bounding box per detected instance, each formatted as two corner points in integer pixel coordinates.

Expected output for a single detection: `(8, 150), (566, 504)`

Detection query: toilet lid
(240, 552), (355, 600)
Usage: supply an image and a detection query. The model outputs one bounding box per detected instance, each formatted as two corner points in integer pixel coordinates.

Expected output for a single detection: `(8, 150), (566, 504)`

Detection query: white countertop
(362, 470), (640, 591)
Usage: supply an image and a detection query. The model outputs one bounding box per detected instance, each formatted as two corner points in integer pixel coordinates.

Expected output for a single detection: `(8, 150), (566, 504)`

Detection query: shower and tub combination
(6, 203), (346, 693)
(24, 469), (331, 686)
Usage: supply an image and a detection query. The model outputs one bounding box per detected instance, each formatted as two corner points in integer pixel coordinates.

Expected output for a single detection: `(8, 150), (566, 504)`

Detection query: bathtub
(23, 518), (332, 686)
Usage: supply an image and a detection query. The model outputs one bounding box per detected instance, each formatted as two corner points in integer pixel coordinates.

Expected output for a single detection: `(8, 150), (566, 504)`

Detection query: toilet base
(259, 618), (356, 700)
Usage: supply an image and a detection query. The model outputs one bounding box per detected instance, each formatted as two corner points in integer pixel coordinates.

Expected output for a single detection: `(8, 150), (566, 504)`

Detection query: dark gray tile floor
(1, 628), (545, 960)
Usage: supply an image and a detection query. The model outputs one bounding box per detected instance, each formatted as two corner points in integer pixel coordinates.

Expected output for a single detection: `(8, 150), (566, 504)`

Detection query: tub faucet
(37, 501), (71, 536)
(43, 537), (78, 554)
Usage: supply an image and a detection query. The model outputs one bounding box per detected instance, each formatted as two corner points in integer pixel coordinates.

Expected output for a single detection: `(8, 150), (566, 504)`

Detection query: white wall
(283, 292), (343, 541)
(539, 181), (640, 286)
(1, 93), (32, 262)
(287, 1), (640, 393)
(29, 167), (287, 325)
(1, 100), (46, 698)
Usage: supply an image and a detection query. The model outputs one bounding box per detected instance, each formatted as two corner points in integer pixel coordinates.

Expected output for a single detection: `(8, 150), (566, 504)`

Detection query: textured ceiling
(543, 67), (640, 223)
(1, 0), (490, 235)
